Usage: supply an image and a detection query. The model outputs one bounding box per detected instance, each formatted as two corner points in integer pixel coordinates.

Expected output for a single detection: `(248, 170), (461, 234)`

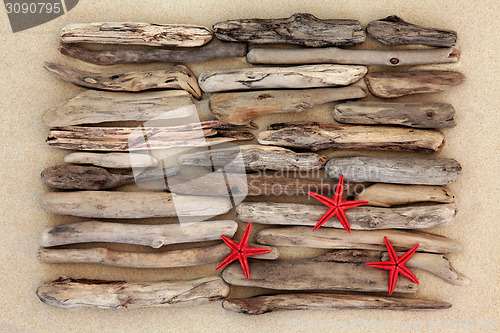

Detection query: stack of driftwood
(37, 14), (468, 314)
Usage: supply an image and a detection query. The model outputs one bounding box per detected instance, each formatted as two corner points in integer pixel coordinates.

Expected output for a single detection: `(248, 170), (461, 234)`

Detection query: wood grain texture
(333, 102), (456, 128)
(60, 22), (213, 47)
(213, 13), (365, 47)
(198, 64), (367, 92)
(257, 122), (444, 152)
(364, 70), (465, 98)
(64, 152), (158, 169)
(355, 184), (454, 207)
(36, 276), (229, 308)
(325, 156), (461, 185)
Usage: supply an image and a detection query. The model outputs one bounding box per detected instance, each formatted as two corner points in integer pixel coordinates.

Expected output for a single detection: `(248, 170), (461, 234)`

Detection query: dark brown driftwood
(366, 16), (457, 47)
(257, 122), (444, 152)
(364, 70), (465, 98)
(213, 13), (365, 47)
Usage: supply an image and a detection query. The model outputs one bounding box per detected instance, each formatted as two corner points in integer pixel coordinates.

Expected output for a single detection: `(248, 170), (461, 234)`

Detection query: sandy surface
(0, 0), (499, 332)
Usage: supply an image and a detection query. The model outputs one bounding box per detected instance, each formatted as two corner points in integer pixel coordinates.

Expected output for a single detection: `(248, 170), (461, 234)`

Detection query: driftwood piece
(37, 276), (228, 309)
(247, 47), (458, 66)
(223, 293), (451, 314)
(209, 86), (366, 127)
(237, 202), (456, 229)
(221, 259), (417, 293)
(325, 156), (461, 185)
(366, 16), (457, 47)
(213, 13), (365, 47)
(40, 191), (232, 218)
(364, 70), (465, 98)
(44, 62), (202, 99)
(257, 122), (444, 153)
(64, 152), (158, 169)
(43, 90), (195, 127)
(355, 184), (454, 207)
(178, 145), (326, 172)
(255, 227), (463, 253)
(198, 64), (367, 92)
(40, 220), (238, 248)
(333, 102), (456, 129)
(60, 22), (212, 47)
(38, 243), (278, 268)
(59, 40), (247, 65)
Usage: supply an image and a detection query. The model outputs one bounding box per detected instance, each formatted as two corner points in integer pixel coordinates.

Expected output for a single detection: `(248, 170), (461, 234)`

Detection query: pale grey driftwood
(64, 152), (158, 169)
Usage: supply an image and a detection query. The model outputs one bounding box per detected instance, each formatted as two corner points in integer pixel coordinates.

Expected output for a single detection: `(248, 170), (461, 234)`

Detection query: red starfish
(365, 237), (420, 295)
(216, 223), (271, 279)
(307, 175), (368, 232)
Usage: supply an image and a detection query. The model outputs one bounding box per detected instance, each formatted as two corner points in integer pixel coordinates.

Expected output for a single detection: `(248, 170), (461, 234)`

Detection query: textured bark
(59, 40), (247, 65)
(223, 294), (451, 314)
(325, 156), (461, 185)
(60, 22), (213, 47)
(40, 220), (238, 248)
(247, 47), (458, 66)
(198, 64), (367, 92)
(209, 86), (366, 127)
(355, 184), (454, 207)
(365, 70), (465, 98)
(43, 90), (195, 127)
(237, 202), (456, 229)
(366, 16), (457, 47)
(64, 152), (158, 169)
(40, 191), (232, 219)
(255, 227), (463, 253)
(44, 62), (202, 98)
(213, 13), (365, 47)
(257, 122), (444, 152)
(333, 102), (456, 129)
(37, 276), (229, 309)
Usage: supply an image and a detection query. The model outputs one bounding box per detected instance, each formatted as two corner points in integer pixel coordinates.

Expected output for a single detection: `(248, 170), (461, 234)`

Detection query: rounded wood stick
(37, 276), (229, 308)
(64, 152), (158, 169)
(355, 184), (454, 207)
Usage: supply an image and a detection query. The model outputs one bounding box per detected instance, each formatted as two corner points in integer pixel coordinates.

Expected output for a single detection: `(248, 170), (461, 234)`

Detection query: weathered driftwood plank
(333, 102), (456, 129)
(213, 13), (365, 47)
(40, 220), (238, 248)
(366, 16), (457, 47)
(40, 191), (232, 219)
(223, 294), (451, 314)
(221, 259), (417, 292)
(178, 145), (326, 172)
(255, 227), (463, 253)
(64, 152), (158, 169)
(257, 122), (444, 152)
(209, 86), (366, 127)
(247, 47), (458, 66)
(43, 90), (195, 127)
(355, 184), (454, 207)
(198, 64), (367, 92)
(37, 276), (229, 309)
(245, 174), (340, 196)
(59, 40), (247, 65)
(44, 62), (202, 98)
(237, 202), (456, 229)
(364, 70), (465, 98)
(325, 156), (461, 185)
(60, 22), (212, 47)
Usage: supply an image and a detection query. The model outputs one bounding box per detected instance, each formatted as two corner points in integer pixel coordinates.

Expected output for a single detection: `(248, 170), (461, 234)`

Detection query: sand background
(0, 0), (499, 332)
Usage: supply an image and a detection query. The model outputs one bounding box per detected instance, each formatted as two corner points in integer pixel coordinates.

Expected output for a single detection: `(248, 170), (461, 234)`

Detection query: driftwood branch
(198, 64), (367, 92)
(60, 22), (213, 47)
(333, 102), (456, 129)
(257, 122), (444, 152)
(213, 13), (365, 47)
(64, 152), (158, 169)
(37, 276), (228, 309)
(366, 16), (457, 47)
(59, 40), (247, 65)
(40, 220), (238, 248)
(209, 86), (366, 127)
(365, 70), (465, 98)
(247, 47), (458, 66)
(44, 62), (202, 98)
(325, 156), (461, 185)
(355, 184), (454, 207)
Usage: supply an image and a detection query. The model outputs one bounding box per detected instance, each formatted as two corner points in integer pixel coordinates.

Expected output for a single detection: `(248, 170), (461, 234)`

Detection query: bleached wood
(64, 152), (158, 169)
(355, 184), (454, 207)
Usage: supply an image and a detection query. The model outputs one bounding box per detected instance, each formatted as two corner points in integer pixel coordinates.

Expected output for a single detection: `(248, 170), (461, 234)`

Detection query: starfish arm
(308, 192), (335, 206)
(220, 235), (239, 251)
(384, 237), (398, 263)
(239, 223), (252, 249)
(243, 247), (272, 256)
(336, 209), (352, 233)
(339, 200), (369, 210)
(365, 261), (395, 270)
(334, 175), (344, 205)
(398, 265), (419, 284)
(398, 243), (420, 265)
(388, 267), (398, 295)
(215, 251), (238, 271)
(239, 254), (250, 279)
(313, 208), (336, 230)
